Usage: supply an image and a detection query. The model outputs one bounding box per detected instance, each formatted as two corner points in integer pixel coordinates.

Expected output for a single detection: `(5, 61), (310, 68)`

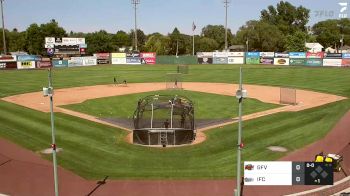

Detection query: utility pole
(43, 68), (59, 196)
(1, 0), (6, 54)
(223, 0), (230, 51)
(131, 0), (140, 52)
(235, 67), (247, 196)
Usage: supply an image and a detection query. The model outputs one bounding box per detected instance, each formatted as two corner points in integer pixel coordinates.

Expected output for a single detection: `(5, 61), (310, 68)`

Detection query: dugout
(133, 95), (195, 146)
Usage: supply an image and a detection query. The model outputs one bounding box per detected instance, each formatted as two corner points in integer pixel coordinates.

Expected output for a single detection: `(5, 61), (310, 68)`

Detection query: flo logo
(339, 2), (348, 18)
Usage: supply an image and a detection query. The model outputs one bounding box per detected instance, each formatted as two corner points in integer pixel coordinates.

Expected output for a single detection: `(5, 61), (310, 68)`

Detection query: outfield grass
(1, 65), (350, 97)
(62, 90), (279, 120)
(0, 99), (348, 179)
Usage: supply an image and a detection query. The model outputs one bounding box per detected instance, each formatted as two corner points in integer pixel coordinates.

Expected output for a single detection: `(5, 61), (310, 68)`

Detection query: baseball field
(1, 64), (350, 195)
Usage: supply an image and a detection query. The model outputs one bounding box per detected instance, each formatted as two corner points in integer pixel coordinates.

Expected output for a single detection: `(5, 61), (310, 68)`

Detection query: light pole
(0, 0), (6, 54)
(131, 0), (140, 51)
(223, 0), (230, 51)
(235, 67), (247, 196)
(43, 68), (59, 196)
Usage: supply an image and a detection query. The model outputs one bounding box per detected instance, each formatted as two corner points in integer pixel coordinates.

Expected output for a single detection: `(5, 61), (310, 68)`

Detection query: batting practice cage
(133, 95), (195, 146)
(177, 65), (189, 74)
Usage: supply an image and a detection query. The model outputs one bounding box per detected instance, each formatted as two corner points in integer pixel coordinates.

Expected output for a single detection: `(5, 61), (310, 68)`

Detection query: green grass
(1, 64), (350, 97)
(62, 90), (279, 120)
(0, 64), (350, 180)
(0, 99), (348, 179)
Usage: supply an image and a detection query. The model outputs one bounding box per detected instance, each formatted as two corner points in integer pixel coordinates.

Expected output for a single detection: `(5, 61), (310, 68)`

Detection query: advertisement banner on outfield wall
(126, 57), (141, 64)
(111, 53), (126, 58)
(0, 62), (17, 69)
(342, 59), (350, 66)
(289, 52), (306, 59)
(260, 57), (274, 64)
(306, 52), (324, 59)
(0, 55), (16, 62)
(228, 52), (245, 57)
(17, 55), (41, 62)
(245, 57), (260, 64)
(140, 52), (156, 64)
(82, 57), (97, 66)
(290, 58), (306, 66)
(95, 53), (110, 59)
(17, 61), (36, 69)
(213, 52), (228, 58)
(53, 60), (68, 68)
(213, 57), (228, 64)
(111, 58), (127, 65)
(198, 57), (213, 64)
(37, 61), (52, 68)
(274, 53), (289, 58)
(305, 59), (323, 66)
(260, 52), (275, 58)
(126, 52), (140, 58)
(246, 52), (260, 58)
(342, 53), (350, 59)
(197, 52), (213, 58)
(324, 53), (342, 59)
(228, 57), (244, 64)
(323, 59), (342, 67)
(68, 57), (83, 67)
(274, 58), (290, 65)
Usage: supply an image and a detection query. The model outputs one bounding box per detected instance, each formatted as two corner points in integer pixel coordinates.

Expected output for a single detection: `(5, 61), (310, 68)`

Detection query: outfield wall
(196, 52), (350, 67)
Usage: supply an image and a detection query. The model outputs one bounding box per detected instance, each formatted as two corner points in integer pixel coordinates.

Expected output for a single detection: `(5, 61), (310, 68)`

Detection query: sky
(4, 0), (350, 35)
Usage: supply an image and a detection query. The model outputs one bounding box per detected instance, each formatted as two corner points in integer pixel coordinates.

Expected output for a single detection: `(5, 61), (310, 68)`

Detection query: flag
(192, 22), (196, 31)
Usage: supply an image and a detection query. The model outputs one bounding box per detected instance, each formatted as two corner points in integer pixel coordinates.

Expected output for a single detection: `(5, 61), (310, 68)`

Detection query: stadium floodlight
(0, 0), (6, 54)
(223, 0), (230, 51)
(131, 0), (140, 51)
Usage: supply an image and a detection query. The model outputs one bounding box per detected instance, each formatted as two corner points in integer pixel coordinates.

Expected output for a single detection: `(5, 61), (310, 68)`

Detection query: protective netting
(166, 73), (182, 89)
(177, 65), (189, 74)
(280, 87), (297, 105)
(133, 95), (195, 146)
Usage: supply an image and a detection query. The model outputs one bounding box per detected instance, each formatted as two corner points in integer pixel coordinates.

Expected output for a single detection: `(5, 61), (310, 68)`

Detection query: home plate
(41, 148), (63, 154)
(267, 146), (288, 152)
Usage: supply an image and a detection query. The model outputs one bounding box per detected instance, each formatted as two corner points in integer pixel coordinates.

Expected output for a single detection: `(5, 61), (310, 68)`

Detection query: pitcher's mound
(267, 146), (288, 152)
(40, 148), (63, 154)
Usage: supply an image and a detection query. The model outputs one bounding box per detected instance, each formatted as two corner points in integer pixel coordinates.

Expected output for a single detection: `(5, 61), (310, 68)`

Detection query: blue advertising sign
(126, 57), (141, 64)
(274, 53), (289, 58)
(342, 53), (350, 59)
(17, 55), (41, 62)
(246, 52), (260, 58)
(52, 60), (68, 68)
(289, 52), (306, 58)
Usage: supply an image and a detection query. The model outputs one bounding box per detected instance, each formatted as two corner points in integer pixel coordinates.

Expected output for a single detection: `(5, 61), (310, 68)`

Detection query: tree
(85, 30), (115, 54)
(130, 29), (146, 51)
(235, 20), (284, 51)
(197, 37), (219, 52)
(144, 33), (171, 55)
(112, 30), (131, 48)
(312, 18), (350, 48)
(8, 28), (26, 52)
(25, 23), (43, 54)
(261, 1), (310, 34)
(201, 25), (233, 49)
(284, 31), (309, 51)
(169, 27), (186, 55)
(40, 19), (66, 38)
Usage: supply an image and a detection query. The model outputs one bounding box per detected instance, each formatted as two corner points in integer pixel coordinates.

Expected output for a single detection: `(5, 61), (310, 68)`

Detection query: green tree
(130, 29), (146, 51)
(235, 20), (284, 51)
(25, 23), (43, 54)
(113, 30), (131, 48)
(261, 1), (310, 34)
(284, 31), (309, 51)
(144, 33), (171, 55)
(85, 30), (114, 54)
(201, 25), (233, 49)
(197, 37), (219, 52)
(40, 19), (66, 38)
(0, 28), (9, 54)
(8, 28), (26, 52)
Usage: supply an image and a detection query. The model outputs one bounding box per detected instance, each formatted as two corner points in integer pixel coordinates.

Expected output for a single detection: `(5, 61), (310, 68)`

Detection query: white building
(305, 43), (324, 53)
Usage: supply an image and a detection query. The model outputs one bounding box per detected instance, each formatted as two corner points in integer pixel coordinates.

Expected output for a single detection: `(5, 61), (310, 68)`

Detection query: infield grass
(62, 90), (279, 120)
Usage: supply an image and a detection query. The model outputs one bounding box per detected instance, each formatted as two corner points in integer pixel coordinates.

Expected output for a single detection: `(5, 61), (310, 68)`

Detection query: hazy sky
(4, 0), (349, 35)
